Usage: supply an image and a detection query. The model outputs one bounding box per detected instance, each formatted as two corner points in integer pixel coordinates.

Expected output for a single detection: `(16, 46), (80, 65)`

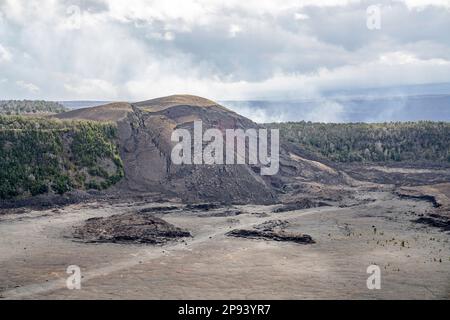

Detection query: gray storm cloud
(0, 0), (449, 109)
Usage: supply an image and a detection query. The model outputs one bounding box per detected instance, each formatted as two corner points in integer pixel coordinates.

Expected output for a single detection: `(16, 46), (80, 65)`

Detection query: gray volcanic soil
(1, 189), (449, 300)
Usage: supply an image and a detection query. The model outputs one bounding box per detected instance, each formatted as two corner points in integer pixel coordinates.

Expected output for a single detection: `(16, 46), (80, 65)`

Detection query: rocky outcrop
(226, 220), (315, 244)
(72, 213), (191, 244)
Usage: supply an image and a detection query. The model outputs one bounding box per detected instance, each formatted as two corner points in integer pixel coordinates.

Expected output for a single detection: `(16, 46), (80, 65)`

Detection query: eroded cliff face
(56, 95), (348, 204)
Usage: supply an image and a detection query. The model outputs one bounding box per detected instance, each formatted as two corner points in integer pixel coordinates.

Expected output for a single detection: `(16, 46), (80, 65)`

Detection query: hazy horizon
(41, 88), (450, 123)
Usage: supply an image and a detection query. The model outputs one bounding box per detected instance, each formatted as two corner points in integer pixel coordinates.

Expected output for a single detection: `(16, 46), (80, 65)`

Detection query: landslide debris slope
(55, 95), (347, 204)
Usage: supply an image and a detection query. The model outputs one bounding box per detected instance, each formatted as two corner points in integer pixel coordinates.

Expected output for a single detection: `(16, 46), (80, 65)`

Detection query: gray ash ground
(72, 212), (191, 244)
(1, 190), (450, 299)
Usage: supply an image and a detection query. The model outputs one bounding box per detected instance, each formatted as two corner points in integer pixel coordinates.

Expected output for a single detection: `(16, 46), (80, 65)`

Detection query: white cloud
(16, 80), (40, 93)
(164, 31), (175, 41)
(0, 0), (449, 101)
(0, 44), (12, 63)
(229, 24), (242, 38)
(64, 78), (118, 99)
(294, 13), (310, 20)
(395, 0), (450, 10)
(228, 105), (288, 123)
(303, 100), (345, 123)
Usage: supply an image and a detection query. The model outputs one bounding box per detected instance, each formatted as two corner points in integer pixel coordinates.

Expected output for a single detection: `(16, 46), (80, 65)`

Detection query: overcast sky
(1, 0), (450, 102)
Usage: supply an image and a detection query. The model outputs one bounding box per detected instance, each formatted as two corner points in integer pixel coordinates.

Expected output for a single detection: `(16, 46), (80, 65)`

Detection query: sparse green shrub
(30, 182), (49, 196)
(86, 181), (101, 190)
(52, 175), (72, 195)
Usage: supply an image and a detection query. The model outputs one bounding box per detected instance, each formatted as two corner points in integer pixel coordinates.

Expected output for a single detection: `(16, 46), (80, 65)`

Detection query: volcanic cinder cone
(56, 95), (346, 204)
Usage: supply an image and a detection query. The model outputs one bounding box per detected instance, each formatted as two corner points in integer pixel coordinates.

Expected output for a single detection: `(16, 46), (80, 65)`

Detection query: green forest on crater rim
(267, 121), (450, 163)
(0, 100), (67, 115)
(0, 115), (124, 200)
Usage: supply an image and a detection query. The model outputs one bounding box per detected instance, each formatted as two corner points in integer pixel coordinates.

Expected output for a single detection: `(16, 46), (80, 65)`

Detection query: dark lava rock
(254, 219), (289, 231)
(273, 199), (330, 213)
(251, 212), (270, 218)
(414, 215), (450, 233)
(72, 213), (191, 244)
(227, 229), (315, 244)
(227, 219), (314, 244)
(397, 193), (441, 208)
(138, 206), (180, 213)
(199, 209), (243, 217)
(185, 203), (223, 211)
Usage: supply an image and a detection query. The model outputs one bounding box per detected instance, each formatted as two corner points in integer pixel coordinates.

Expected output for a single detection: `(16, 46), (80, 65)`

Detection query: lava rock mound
(72, 213), (191, 244)
(226, 220), (315, 244)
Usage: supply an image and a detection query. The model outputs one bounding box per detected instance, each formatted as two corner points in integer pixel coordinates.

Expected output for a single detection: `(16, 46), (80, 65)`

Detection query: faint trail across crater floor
(0, 205), (340, 299)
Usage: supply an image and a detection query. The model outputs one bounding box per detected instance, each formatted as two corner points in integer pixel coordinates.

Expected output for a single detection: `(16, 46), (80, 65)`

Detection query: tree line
(0, 100), (67, 115)
(266, 121), (450, 163)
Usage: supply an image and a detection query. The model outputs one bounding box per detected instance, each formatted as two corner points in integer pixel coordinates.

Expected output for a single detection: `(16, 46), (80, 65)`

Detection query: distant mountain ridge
(57, 94), (450, 123)
(322, 82), (450, 98)
(55, 83), (450, 123)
